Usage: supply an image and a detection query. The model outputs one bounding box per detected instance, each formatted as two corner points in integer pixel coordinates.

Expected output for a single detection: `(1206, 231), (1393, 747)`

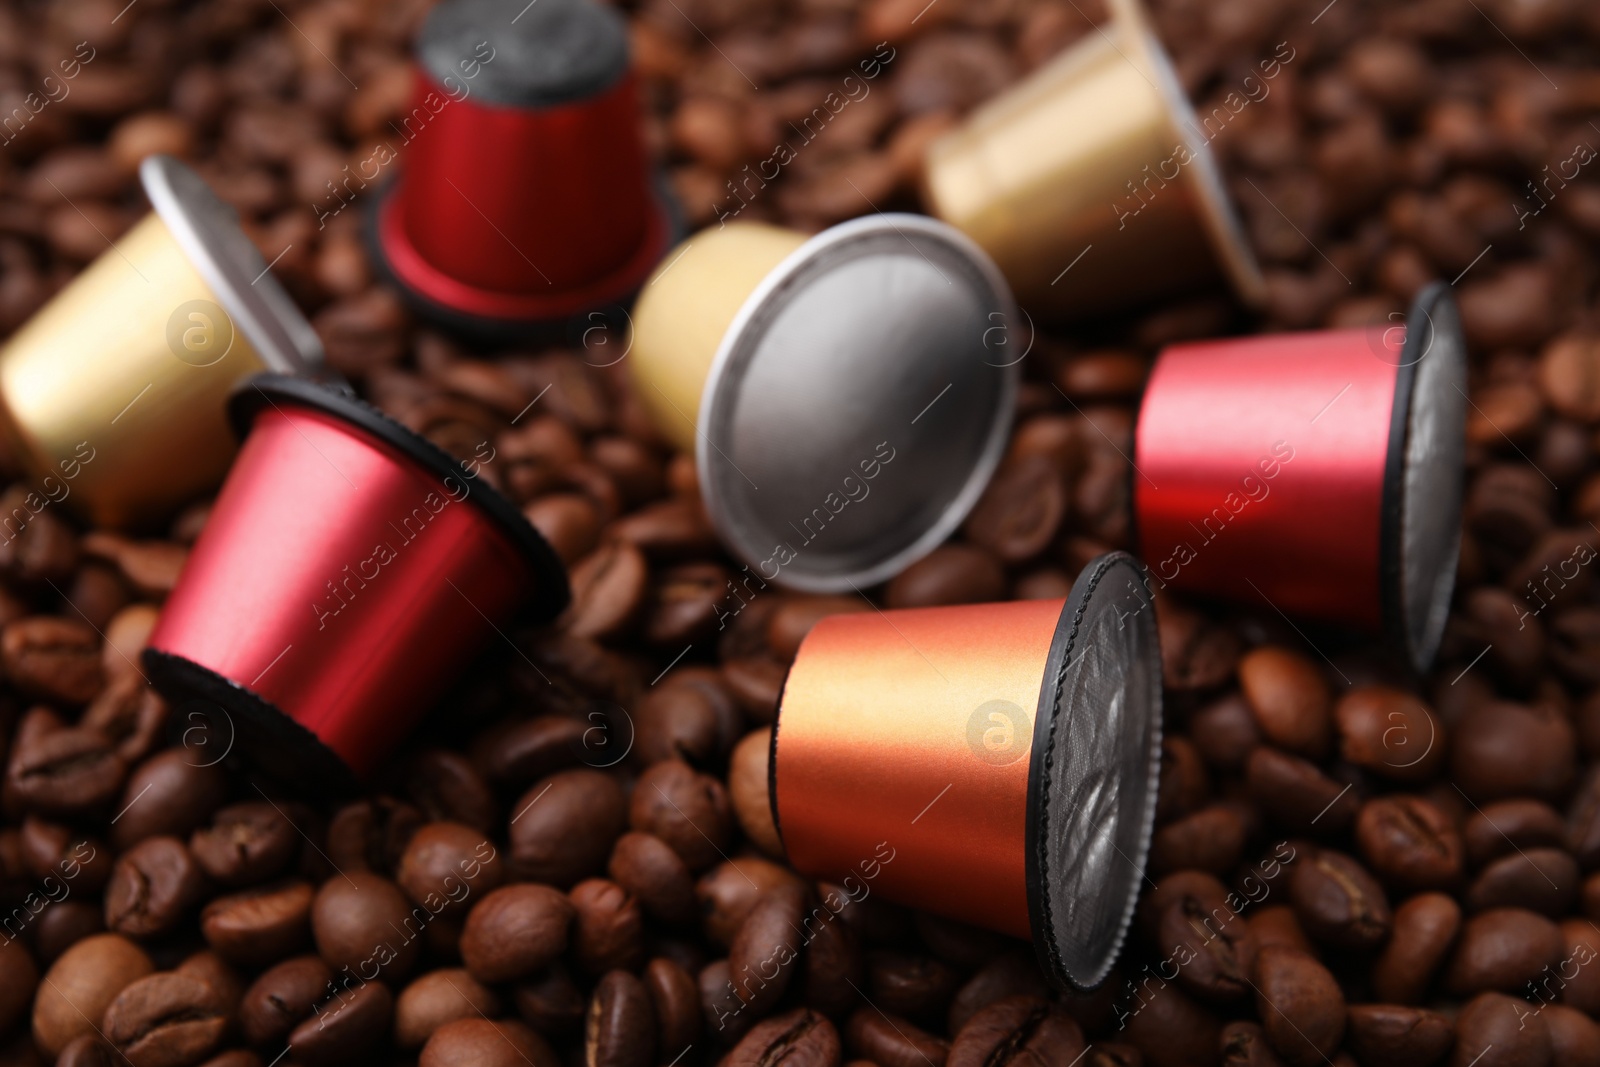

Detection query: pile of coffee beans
(4, 0), (1600, 1065)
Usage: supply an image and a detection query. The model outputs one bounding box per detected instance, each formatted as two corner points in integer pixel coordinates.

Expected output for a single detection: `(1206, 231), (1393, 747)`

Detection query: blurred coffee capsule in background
(921, 0), (1266, 319)
(772, 552), (1162, 990)
(1135, 284), (1466, 672)
(144, 375), (569, 793)
(0, 155), (331, 530)
(370, 0), (674, 339)
(629, 215), (1018, 592)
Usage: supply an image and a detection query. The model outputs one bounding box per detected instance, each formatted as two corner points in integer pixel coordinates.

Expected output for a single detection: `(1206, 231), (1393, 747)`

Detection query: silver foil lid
(416, 0), (629, 108)
(697, 213), (1019, 593)
(140, 155), (328, 379)
(1027, 551), (1164, 991)
(1388, 283), (1467, 673)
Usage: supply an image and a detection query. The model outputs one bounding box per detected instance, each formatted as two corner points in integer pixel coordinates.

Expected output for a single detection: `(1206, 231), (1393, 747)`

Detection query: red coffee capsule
(772, 553), (1163, 991)
(143, 375), (569, 792)
(1135, 283), (1467, 672)
(369, 0), (672, 337)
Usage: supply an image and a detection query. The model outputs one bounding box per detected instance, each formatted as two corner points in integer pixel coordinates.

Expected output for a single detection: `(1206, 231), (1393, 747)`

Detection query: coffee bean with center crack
(1155, 879), (1258, 1002)
(1344, 1004), (1455, 1067)
(239, 955), (332, 1047)
(587, 969), (655, 1067)
(460, 883), (574, 985)
(200, 879), (314, 968)
(404, 749), (498, 834)
(421, 1017), (560, 1067)
(6, 709), (125, 817)
(845, 1007), (949, 1067)
(948, 995), (1082, 1067)
(2, 616), (104, 704)
(725, 1007), (841, 1067)
(1253, 946), (1345, 1067)
(508, 769), (626, 887)
(1288, 850), (1392, 952)
(570, 878), (646, 975)
(105, 836), (208, 940)
(630, 759), (734, 873)
(102, 971), (228, 1067)
(189, 802), (297, 887)
(1219, 1021), (1284, 1067)
(1354, 795), (1464, 892)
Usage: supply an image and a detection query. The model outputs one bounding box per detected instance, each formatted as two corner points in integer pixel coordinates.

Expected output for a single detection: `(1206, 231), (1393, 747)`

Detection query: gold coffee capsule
(922, 0), (1267, 318)
(0, 156), (329, 529)
(629, 215), (1019, 592)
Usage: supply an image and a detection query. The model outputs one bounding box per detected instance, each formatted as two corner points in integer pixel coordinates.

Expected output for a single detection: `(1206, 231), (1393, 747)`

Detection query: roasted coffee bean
(421, 1018), (559, 1067)
(1219, 1021), (1284, 1067)
(287, 978), (393, 1067)
(1286, 844), (1388, 953)
(394, 968), (500, 1049)
(0, 941), (37, 1038)
(239, 955), (332, 1047)
(1446, 908), (1563, 995)
(405, 749), (498, 834)
(587, 969), (655, 1067)
(1451, 992), (1550, 1067)
(1253, 947), (1345, 1067)
(55, 1034), (116, 1067)
(948, 952), (1050, 1035)
(1543, 1004), (1600, 1067)
(2, 616), (103, 704)
(200, 879), (313, 968)
(395, 821), (502, 914)
(310, 871), (421, 982)
(645, 957), (701, 1058)
(1334, 687), (1447, 782)
(1567, 767), (1600, 868)
(570, 878), (646, 975)
(1150, 804), (1250, 877)
(1371, 892), (1461, 1004)
(1120, 980), (1221, 1067)
(470, 716), (587, 788)
(1465, 848), (1579, 916)
(1190, 693), (1262, 773)
(20, 816), (111, 891)
(1159, 603), (1242, 693)
(508, 769), (626, 887)
(728, 881), (807, 1015)
(1344, 1004), (1455, 1067)
(845, 1007), (949, 1067)
(105, 836), (208, 940)
(1451, 701), (1577, 803)
(635, 683), (725, 768)
(947, 995), (1081, 1067)
(800, 905), (862, 1017)
(608, 831), (697, 926)
(110, 751), (229, 851)
(697, 857), (805, 948)
(729, 727), (784, 857)
(512, 964), (587, 1038)
(1354, 796), (1464, 892)
(81, 674), (166, 764)
(961, 454), (1067, 563)
(1464, 799), (1566, 868)
(32, 934), (155, 1057)
(1155, 878), (1258, 1001)
(6, 709), (125, 816)
(326, 797), (424, 875)
(884, 545), (1007, 609)
(1156, 737), (1211, 823)
(190, 802), (297, 887)
(726, 1008), (841, 1067)
(630, 759), (734, 873)
(1239, 646), (1332, 759)
(1555, 919), (1600, 1015)
(460, 883), (574, 985)
(1246, 748), (1359, 833)
(102, 971), (229, 1067)
(35, 901), (107, 964)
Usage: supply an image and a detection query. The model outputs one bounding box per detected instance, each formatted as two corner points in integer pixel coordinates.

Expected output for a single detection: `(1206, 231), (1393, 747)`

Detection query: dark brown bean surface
(586, 969), (655, 1067)
(948, 995), (1082, 1067)
(1254, 947), (1346, 1067)
(101, 971), (228, 1067)
(460, 883), (574, 985)
(239, 955), (332, 1047)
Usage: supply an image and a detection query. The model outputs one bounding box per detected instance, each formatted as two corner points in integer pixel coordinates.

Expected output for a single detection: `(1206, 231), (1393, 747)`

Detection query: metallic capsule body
(0, 157), (324, 529)
(923, 0), (1264, 318)
(145, 377), (568, 790)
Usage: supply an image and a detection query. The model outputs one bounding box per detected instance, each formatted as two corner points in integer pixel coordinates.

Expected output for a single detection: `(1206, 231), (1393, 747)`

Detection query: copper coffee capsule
(629, 215), (1018, 592)
(1135, 284), (1467, 672)
(922, 0), (1266, 319)
(0, 156), (330, 528)
(772, 552), (1163, 990)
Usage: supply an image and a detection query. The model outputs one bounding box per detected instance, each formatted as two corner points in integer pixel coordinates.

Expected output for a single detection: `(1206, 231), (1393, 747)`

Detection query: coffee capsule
(772, 552), (1163, 991)
(0, 155), (329, 529)
(1135, 283), (1467, 672)
(143, 375), (569, 793)
(921, 0), (1266, 319)
(369, 0), (673, 338)
(629, 215), (1019, 592)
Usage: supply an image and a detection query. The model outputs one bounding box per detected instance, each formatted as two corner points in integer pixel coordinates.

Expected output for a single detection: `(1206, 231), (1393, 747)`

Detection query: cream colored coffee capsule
(922, 0), (1268, 318)
(629, 215), (1019, 592)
